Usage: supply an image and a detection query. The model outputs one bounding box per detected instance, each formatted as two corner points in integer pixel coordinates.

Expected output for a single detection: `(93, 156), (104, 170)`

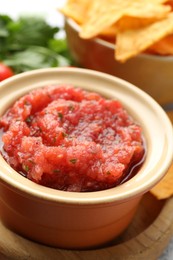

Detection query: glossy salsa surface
(0, 85), (145, 192)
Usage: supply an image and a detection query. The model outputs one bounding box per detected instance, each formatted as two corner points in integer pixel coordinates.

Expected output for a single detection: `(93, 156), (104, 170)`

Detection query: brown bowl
(65, 18), (173, 106)
(0, 67), (172, 249)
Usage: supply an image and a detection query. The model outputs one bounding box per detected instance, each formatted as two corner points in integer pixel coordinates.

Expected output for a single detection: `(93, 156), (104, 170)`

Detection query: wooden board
(0, 192), (173, 260)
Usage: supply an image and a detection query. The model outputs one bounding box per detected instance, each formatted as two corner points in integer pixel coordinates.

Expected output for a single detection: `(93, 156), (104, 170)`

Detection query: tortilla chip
(117, 16), (161, 32)
(150, 110), (173, 200)
(79, 0), (170, 39)
(116, 13), (173, 62)
(59, 0), (91, 24)
(150, 163), (173, 199)
(127, 2), (170, 18)
(100, 24), (117, 38)
(79, 0), (122, 39)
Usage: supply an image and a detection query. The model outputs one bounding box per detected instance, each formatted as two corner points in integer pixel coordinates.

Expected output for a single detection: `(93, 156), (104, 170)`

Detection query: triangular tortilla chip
(116, 13), (173, 62)
(150, 110), (173, 200)
(150, 163), (173, 199)
(59, 0), (91, 24)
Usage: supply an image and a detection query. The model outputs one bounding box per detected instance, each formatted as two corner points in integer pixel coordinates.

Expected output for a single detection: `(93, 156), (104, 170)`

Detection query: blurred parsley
(0, 14), (73, 73)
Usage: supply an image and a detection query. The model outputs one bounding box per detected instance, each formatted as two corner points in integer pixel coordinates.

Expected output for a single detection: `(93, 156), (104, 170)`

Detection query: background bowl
(65, 18), (173, 106)
(0, 67), (172, 249)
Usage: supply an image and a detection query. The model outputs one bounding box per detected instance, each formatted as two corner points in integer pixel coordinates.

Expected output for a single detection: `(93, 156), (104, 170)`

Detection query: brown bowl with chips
(0, 67), (173, 249)
(62, 0), (173, 106)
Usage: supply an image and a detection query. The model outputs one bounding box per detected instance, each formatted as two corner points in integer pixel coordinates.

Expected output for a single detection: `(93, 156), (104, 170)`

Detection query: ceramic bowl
(65, 18), (173, 106)
(0, 67), (172, 249)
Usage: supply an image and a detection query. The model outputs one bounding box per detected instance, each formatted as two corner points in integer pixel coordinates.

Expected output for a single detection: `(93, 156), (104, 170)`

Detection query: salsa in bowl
(0, 68), (172, 249)
(0, 84), (145, 192)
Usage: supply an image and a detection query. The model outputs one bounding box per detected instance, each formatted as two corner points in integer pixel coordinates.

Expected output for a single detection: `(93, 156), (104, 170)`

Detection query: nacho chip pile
(60, 0), (173, 62)
(150, 163), (173, 200)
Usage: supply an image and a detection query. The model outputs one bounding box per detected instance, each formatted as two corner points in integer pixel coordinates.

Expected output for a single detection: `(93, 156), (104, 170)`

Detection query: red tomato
(0, 63), (14, 81)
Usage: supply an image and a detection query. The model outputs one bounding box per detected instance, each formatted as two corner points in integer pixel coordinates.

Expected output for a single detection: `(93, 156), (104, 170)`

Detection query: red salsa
(0, 85), (145, 192)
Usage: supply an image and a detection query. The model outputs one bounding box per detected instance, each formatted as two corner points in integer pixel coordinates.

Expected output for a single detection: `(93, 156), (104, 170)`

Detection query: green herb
(58, 112), (63, 120)
(69, 104), (75, 111)
(28, 159), (35, 164)
(53, 136), (57, 143)
(24, 100), (31, 106)
(15, 118), (21, 122)
(25, 116), (32, 123)
(37, 126), (42, 133)
(0, 15), (73, 73)
(61, 132), (68, 138)
(69, 158), (77, 164)
(22, 164), (29, 172)
(53, 169), (61, 173)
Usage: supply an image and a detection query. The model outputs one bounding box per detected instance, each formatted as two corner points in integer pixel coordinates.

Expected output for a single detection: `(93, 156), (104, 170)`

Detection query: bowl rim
(0, 67), (173, 205)
(66, 17), (173, 62)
